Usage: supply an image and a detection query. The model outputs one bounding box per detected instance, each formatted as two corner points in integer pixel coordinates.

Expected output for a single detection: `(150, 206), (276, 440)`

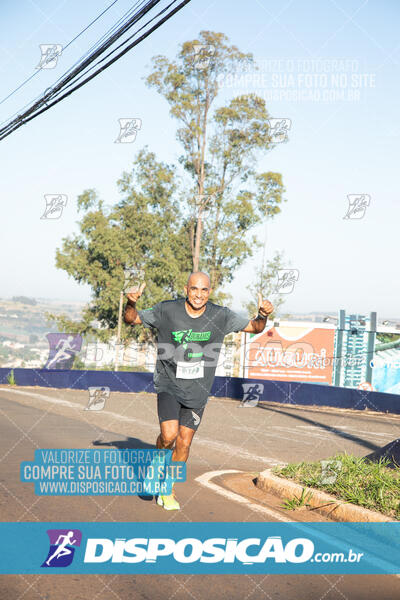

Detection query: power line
(0, 0), (191, 142)
(0, 0), (146, 129)
(42, 0), (172, 103)
(0, 0), (162, 136)
(0, 0), (121, 107)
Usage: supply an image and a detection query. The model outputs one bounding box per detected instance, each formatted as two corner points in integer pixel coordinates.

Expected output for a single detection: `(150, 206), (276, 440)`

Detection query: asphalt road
(1, 385), (399, 599)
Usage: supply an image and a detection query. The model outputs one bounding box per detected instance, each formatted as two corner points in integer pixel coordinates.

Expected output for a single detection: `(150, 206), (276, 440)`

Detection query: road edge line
(195, 470), (292, 522)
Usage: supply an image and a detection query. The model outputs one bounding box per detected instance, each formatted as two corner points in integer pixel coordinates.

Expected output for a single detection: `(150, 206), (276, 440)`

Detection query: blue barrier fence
(0, 368), (399, 414)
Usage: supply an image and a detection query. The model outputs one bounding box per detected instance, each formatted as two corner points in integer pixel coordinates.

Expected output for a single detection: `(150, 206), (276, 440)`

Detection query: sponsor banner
(0, 522), (399, 574)
(20, 449), (186, 496)
(244, 325), (335, 384)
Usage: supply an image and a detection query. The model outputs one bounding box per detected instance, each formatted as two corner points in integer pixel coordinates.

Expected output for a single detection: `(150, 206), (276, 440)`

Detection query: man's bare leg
(173, 425), (196, 463)
(155, 422), (196, 509)
(156, 419), (179, 450)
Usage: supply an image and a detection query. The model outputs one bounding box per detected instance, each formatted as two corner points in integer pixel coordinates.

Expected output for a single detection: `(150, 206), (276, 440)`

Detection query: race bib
(176, 361), (204, 379)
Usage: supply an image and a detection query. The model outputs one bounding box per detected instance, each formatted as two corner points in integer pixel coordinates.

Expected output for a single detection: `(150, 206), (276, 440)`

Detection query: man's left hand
(257, 292), (274, 318)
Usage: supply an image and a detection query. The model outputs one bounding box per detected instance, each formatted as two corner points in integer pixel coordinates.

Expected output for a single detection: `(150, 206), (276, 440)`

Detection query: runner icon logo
(44, 333), (82, 369)
(41, 529), (82, 568)
(240, 383), (264, 407)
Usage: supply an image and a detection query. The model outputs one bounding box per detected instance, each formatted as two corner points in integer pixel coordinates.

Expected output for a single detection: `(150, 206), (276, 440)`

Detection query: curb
(256, 469), (393, 522)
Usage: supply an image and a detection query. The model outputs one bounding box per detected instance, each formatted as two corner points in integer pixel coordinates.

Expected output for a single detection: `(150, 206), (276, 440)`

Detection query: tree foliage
(146, 30), (286, 288)
(51, 149), (191, 341)
(51, 31), (286, 341)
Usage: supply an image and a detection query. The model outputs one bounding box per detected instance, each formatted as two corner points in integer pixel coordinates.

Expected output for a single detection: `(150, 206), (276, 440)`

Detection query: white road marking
(195, 470), (291, 522)
(1, 388), (283, 466)
(1, 387), (160, 431)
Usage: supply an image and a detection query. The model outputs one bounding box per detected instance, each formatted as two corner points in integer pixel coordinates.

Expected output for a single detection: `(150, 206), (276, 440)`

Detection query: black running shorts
(157, 392), (205, 431)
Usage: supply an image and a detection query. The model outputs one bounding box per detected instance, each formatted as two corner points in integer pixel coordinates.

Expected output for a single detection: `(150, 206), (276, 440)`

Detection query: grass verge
(273, 453), (400, 520)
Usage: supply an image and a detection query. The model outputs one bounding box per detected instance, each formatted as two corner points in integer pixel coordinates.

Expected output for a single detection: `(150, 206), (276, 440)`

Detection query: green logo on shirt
(172, 329), (211, 348)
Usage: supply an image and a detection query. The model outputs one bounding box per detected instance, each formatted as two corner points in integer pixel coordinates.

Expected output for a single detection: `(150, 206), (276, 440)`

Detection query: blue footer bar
(0, 522), (399, 574)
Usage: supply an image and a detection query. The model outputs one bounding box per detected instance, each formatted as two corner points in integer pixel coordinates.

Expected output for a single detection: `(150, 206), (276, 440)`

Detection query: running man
(46, 335), (76, 368)
(124, 271), (273, 510)
(45, 531), (77, 566)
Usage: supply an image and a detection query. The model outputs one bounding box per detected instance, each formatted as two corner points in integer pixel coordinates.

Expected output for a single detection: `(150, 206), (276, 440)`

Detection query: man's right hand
(126, 282), (146, 306)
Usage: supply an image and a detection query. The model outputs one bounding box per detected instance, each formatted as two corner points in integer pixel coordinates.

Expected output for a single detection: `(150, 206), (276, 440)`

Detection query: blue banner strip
(1, 368), (399, 414)
(0, 522), (399, 574)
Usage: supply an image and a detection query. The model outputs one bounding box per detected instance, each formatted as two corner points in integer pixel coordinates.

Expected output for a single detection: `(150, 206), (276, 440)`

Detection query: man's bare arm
(242, 315), (268, 334)
(242, 294), (274, 334)
(123, 282), (146, 326)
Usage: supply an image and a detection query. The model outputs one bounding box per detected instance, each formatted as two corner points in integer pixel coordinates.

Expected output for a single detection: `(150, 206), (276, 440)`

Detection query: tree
(51, 31), (286, 339)
(146, 30), (285, 290)
(49, 149), (192, 342)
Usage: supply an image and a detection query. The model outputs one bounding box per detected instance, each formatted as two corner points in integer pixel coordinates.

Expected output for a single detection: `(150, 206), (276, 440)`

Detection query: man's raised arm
(123, 282), (146, 326)
(242, 293), (274, 334)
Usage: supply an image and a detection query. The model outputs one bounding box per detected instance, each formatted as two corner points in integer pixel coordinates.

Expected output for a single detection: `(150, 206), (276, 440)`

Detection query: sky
(0, 0), (399, 319)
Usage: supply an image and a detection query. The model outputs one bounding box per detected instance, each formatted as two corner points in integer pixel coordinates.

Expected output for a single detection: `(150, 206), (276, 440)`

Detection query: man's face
(184, 275), (212, 310)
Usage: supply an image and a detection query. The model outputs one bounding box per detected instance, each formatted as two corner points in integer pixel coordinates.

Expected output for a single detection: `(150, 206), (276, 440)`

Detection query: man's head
(184, 271), (212, 311)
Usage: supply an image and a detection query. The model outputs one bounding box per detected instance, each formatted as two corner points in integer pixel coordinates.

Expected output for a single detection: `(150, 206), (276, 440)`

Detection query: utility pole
(334, 310), (345, 387)
(365, 311), (377, 384)
(115, 290), (124, 371)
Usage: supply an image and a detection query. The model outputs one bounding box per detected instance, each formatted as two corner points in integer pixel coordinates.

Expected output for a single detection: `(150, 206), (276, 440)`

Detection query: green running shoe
(157, 489), (180, 510)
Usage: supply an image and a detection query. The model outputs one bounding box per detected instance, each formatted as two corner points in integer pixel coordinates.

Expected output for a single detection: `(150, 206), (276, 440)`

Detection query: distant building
(3, 341), (25, 349)
(332, 311), (376, 388)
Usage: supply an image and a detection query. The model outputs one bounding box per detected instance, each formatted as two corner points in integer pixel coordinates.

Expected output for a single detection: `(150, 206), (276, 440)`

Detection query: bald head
(186, 271), (211, 288)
